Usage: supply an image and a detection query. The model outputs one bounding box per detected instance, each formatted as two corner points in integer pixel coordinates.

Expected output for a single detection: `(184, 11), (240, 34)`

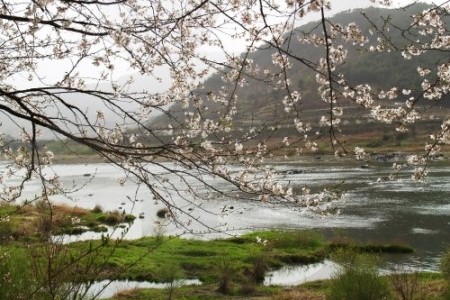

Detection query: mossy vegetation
(329, 236), (414, 254)
(328, 249), (392, 300)
(67, 229), (327, 284)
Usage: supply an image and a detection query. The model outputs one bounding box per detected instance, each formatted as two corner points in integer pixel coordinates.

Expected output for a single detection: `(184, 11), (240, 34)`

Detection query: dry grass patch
(418, 278), (447, 298)
(52, 204), (89, 217)
(273, 288), (325, 300)
(112, 288), (140, 299)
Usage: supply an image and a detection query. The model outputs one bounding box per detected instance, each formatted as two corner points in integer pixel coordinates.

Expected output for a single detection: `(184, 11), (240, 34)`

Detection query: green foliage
(96, 210), (135, 226)
(0, 204), (16, 216)
(58, 226), (88, 235)
(247, 252), (270, 283)
(92, 225), (108, 232)
(66, 229), (327, 284)
(124, 214), (136, 223)
(247, 230), (327, 265)
(216, 253), (236, 295)
(1, 243), (98, 300)
(157, 208), (170, 218)
(275, 230), (324, 249)
(158, 264), (184, 300)
(0, 247), (34, 300)
(327, 249), (391, 300)
(92, 204), (104, 213)
(329, 240), (414, 254)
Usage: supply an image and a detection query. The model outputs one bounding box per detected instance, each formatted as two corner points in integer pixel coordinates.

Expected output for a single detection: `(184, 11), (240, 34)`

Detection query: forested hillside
(150, 3), (448, 138)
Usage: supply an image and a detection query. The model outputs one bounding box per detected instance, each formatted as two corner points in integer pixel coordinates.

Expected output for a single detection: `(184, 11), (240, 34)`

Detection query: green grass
(329, 239), (414, 254)
(100, 229), (414, 294)
(0, 207), (414, 284)
(328, 249), (392, 300)
(0, 219), (441, 300)
(66, 229), (327, 284)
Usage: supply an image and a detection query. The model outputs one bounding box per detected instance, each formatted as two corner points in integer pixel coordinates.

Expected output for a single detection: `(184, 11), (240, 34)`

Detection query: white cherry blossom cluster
(330, 23), (368, 46)
(0, 0), (449, 228)
(282, 91), (301, 113)
(371, 106), (421, 131)
(354, 147), (368, 161)
(378, 88), (398, 100)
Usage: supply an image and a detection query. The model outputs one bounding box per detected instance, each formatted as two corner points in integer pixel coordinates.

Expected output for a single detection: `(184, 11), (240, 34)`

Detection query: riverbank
(104, 273), (447, 300)
(1, 201), (448, 299)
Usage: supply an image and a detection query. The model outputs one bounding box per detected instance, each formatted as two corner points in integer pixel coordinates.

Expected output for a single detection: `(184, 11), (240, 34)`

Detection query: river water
(1, 158), (449, 271)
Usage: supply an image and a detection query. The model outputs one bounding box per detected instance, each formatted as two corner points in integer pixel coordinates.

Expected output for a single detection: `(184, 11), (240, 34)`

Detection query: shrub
(98, 210), (123, 226)
(57, 227), (87, 235)
(92, 225), (108, 232)
(124, 214), (136, 223)
(239, 253), (269, 296)
(105, 212), (122, 225)
(390, 269), (421, 300)
(86, 220), (100, 228)
(216, 253), (236, 295)
(159, 264), (184, 300)
(327, 249), (391, 300)
(69, 227), (87, 235)
(239, 275), (257, 295)
(91, 204), (103, 213)
(248, 253), (269, 283)
(157, 208), (170, 218)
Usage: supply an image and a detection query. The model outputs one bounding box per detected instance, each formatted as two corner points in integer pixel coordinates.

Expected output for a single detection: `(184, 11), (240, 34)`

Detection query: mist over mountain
(150, 3), (448, 132)
(2, 2), (447, 143)
(1, 69), (171, 140)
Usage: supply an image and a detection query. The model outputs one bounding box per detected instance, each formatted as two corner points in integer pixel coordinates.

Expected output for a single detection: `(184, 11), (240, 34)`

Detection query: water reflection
(86, 279), (201, 299)
(263, 257), (441, 287)
(264, 260), (339, 286)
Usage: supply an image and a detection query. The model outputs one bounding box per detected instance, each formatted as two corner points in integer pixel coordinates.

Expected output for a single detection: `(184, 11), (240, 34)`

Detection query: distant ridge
(150, 3), (448, 132)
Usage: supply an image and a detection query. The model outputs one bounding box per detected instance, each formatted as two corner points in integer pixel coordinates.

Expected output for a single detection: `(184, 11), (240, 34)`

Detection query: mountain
(150, 3), (449, 135)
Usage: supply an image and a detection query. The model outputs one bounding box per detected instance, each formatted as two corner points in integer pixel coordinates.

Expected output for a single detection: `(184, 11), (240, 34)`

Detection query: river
(1, 158), (449, 271)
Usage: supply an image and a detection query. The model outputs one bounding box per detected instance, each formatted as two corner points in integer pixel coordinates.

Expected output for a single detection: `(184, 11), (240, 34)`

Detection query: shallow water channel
(85, 279), (202, 299)
(2, 158), (449, 284)
(86, 260), (337, 299)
